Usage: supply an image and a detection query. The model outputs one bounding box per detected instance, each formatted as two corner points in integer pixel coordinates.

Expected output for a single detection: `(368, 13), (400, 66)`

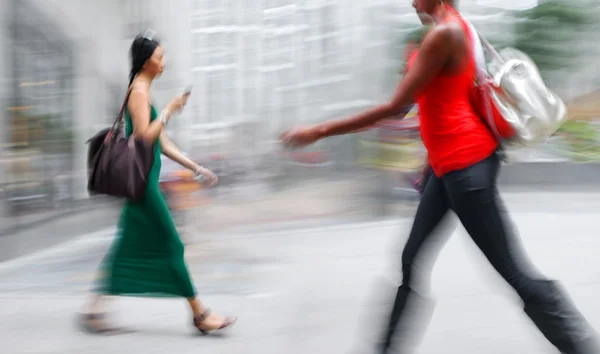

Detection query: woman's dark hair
(129, 31), (161, 86)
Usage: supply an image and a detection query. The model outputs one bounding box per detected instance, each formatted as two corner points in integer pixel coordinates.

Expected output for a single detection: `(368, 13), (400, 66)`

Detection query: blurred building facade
(1, 0), (599, 233)
(185, 0), (521, 163)
(0, 0), (180, 232)
(0, 0), (123, 231)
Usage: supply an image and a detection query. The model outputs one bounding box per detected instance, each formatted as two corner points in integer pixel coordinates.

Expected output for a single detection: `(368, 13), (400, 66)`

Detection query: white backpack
(463, 18), (568, 147)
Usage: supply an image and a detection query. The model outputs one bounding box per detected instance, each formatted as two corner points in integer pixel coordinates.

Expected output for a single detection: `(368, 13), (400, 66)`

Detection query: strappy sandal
(77, 313), (131, 335)
(193, 309), (237, 335)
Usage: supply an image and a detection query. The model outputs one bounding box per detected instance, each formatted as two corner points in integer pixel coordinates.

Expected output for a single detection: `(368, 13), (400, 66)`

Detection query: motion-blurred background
(1, 0), (599, 246)
(0, 1), (600, 352)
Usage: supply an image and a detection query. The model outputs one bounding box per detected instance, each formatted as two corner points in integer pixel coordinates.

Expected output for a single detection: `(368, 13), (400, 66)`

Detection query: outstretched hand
(279, 125), (322, 149)
(195, 166), (218, 187)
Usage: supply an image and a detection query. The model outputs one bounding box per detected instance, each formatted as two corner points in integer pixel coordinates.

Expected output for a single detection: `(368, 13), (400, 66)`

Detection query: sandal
(193, 309), (237, 335)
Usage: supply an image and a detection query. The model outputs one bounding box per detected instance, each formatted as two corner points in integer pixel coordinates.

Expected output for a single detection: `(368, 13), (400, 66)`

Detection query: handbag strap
(111, 88), (133, 133)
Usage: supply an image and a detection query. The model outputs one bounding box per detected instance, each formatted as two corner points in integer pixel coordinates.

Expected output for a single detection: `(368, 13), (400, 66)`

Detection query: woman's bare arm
(317, 24), (456, 139)
(159, 131), (200, 172)
(160, 131), (219, 186)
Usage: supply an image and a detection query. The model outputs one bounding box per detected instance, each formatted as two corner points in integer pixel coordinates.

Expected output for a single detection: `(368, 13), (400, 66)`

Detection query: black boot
(524, 280), (599, 354)
(378, 286), (435, 354)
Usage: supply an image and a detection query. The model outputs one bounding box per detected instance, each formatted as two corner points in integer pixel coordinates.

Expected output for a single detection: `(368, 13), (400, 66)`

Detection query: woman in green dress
(80, 31), (236, 335)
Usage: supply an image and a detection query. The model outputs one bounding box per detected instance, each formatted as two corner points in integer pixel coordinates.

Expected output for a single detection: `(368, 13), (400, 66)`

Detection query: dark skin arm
(281, 23), (462, 147)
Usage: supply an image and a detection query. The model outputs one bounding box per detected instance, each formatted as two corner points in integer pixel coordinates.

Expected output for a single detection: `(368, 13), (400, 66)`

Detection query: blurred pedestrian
(79, 30), (236, 335)
(280, 1), (598, 353)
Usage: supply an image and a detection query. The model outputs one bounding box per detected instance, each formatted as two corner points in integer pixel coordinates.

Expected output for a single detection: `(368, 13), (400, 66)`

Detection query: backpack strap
(462, 15), (505, 155)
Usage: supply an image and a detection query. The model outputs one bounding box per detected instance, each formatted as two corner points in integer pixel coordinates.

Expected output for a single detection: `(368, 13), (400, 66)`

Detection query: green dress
(95, 105), (196, 298)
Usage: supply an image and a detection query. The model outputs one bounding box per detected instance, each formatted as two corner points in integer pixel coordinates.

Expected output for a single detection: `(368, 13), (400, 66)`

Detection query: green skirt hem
(93, 289), (196, 299)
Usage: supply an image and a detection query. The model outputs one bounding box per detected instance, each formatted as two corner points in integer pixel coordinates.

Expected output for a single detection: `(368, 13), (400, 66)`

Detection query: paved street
(1, 191), (600, 353)
(0, 179), (366, 263)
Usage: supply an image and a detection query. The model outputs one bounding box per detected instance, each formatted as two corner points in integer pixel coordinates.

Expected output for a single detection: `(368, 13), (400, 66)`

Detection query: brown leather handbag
(86, 89), (156, 201)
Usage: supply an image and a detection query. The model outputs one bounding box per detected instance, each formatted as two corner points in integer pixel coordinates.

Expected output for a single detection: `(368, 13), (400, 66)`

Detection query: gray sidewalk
(4, 174), (600, 264)
(1, 201), (600, 354)
(0, 199), (121, 262)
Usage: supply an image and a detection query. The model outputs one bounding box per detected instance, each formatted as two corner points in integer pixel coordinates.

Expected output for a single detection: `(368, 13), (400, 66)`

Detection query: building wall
(1, 0), (594, 207)
(0, 0), (127, 201)
(0, 0), (10, 144)
(0, 0), (12, 230)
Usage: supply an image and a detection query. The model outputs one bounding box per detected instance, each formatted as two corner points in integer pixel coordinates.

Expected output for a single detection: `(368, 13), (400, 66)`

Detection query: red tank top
(407, 10), (497, 177)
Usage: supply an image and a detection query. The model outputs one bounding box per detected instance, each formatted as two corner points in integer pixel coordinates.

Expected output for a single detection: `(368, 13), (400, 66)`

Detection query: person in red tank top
(281, 1), (598, 353)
